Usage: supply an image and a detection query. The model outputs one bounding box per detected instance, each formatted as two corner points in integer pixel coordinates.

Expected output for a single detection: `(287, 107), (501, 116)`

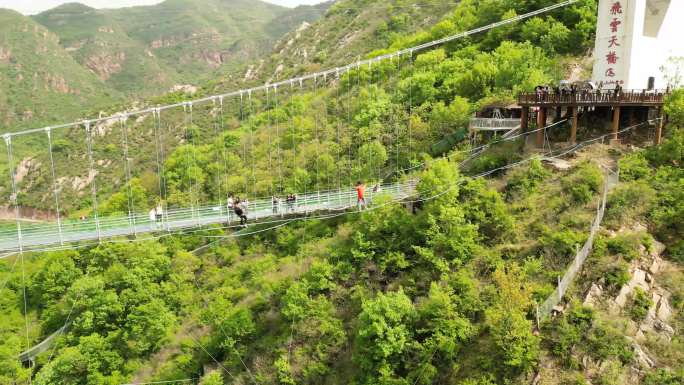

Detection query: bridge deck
(0, 181), (416, 254)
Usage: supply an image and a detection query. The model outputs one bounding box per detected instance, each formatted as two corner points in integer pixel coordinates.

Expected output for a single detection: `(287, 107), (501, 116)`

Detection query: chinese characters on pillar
(604, 1), (625, 85)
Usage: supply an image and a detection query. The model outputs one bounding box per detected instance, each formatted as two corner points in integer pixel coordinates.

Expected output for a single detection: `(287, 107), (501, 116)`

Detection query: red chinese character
(605, 68), (616, 77)
(610, 2), (623, 15)
(606, 51), (618, 64)
(610, 18), (621, 33)
(608, 36), (620, 47)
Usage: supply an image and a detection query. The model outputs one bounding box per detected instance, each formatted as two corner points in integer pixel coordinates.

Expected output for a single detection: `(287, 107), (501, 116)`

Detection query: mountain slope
(208, 0), (460, 91)
(0, 8), (120, 132)
(33, 0), (330, 97)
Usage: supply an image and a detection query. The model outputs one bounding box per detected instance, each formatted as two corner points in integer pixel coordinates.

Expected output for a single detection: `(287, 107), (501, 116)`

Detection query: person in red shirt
(356, 181), (366, 210)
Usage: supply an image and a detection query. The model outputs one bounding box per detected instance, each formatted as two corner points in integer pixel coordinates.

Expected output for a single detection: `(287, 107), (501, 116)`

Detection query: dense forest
(0, 0), (682, 384)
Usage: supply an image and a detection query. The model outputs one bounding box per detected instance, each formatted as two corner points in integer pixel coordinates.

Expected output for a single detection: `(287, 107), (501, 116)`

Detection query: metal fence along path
(537, 167), (618, 321)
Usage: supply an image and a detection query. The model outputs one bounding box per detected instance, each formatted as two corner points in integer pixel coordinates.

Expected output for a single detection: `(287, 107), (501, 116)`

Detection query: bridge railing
(469, 118), (520, 131)
(0, 180), (418, 253)
(518, 89), (668, 105)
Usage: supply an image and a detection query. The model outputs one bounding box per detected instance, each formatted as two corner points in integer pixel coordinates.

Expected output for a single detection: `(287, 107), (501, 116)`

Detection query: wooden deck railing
(518, 89), (668, 106)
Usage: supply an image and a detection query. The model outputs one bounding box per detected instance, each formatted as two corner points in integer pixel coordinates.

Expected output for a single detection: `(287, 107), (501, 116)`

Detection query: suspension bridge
(0, 1), (583, 256)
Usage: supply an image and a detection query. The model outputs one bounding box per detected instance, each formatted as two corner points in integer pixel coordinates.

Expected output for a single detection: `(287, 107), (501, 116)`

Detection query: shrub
(629, 287), (653, 321)
(505, 158), (550, 200)
(562, 162), (603, 205)
(605, 181), (656, 223)
(603, 263), (631, 291)
(668, 240), (684, 264)
(540, 229), (585, 260)
(618, 152), (650, 182)
(586, 324), (633, 364)
(606, 234), (641, 262)
(596, 359), (626, 385)
(643, 369), (684, 385)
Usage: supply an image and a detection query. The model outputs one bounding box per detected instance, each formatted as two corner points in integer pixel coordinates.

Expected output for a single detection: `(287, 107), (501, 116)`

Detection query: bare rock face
(169, 84), (198, 95)
(198, 50), (223, 69)
(656, 295), (672, 321)
(614, 268), (650, 309)
(86, 52), (126, 81)
(584, 283), (604, 307)
(0, 46), (11, 61)
(630, 340), (655, 368)
(637, 290), (675, 342)
(15, 158), (40, 183)
(649, 239), (666, 258)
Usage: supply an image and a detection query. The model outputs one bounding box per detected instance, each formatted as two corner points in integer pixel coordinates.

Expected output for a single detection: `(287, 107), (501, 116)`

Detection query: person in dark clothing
(234, 198), (248, 226)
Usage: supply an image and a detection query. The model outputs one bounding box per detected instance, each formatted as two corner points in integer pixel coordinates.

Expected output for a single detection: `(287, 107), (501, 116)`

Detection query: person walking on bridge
(233, 198), (248, 227)
(356, 181), (366, 210)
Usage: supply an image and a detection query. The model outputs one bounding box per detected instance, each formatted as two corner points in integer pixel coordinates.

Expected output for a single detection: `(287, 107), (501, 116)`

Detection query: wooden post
(536, 107), (546, 147)
(571, 106), (578, 144)
(612, 106), (621, 141)
(656, 107), (664, 145)
(521, 106), (529, 132)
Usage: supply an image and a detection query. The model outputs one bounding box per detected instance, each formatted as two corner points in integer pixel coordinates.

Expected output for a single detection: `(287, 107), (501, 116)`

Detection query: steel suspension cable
(298, 78), (307, 212)
(355, 62), (362, 182)
(120, 115), (136, 234)
(3, 135), (31, 374)
(45, 128), (64, 245)
(347, 67), (354, 192)
(248, 91), (257, 203)
(266, 88), (273, 196)
(290, 81), (297, 193)
(84, 121), (102, 241)
(211, 98), (224, 211)
(313, 75), (321, 194)
(154, 108), (171, 229)
(322, 73), (331, 193)
(408, 50), (414, 165)
(335, 69), (342, 195)
(187, 102), (202, 226)
(239, 92), (248, 197)
(152, 109), (169, 231)
(218, 96), (230, 203)
(392, 55), (400, 177)
(274, 85), (284, 194)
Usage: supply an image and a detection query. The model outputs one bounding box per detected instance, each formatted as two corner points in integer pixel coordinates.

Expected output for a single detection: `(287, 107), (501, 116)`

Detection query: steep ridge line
(3, 0), (579, 138)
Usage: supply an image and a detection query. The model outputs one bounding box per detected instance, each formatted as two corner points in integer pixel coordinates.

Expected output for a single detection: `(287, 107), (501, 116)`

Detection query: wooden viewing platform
(518, 89), (667, 107)
(516, 89), (669, 146)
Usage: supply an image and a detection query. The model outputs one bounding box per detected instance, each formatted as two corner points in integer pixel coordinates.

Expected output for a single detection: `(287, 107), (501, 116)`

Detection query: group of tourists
(142, 182), (380, 230)
(148, 204), (163, 227)
(534, 81), (627, 103)
(270, 194), (298, 215)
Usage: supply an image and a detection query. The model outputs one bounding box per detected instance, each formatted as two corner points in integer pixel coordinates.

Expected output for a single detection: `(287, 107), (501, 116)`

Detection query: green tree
(355, 290), (416, 380)
(124, 298), (176, 355)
